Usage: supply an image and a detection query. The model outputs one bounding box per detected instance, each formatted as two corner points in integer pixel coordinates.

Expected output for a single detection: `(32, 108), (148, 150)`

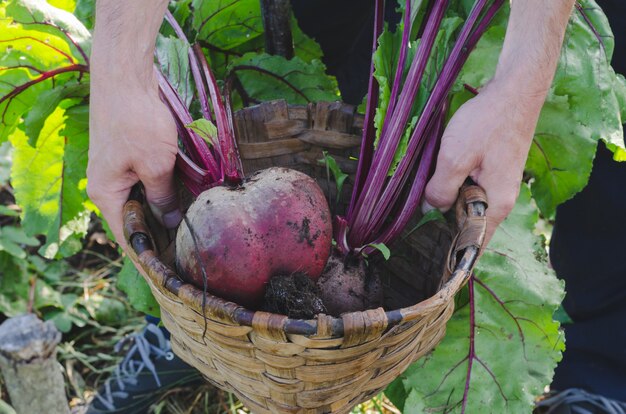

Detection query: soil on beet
(317, 253), (384, 316)
(263, 272), (327, 319)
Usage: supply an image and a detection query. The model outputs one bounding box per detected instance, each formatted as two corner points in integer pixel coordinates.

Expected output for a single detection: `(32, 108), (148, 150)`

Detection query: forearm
(92, 0), (169, 87)
(493, 0), (576, 100)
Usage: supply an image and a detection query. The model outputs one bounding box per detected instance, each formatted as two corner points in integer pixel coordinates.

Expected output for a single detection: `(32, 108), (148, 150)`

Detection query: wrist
(485, 69), (549, 116)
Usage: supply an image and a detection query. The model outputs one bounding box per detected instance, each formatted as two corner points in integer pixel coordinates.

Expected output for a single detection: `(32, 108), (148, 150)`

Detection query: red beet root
(176, 167), (332, 309)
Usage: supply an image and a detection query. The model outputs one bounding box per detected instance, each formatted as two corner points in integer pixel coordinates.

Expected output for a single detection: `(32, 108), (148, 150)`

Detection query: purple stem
(349, 0), (504, 252)
(157, 69), (221, 178)
(361, 104), (444, 252)
(386, 0), (412, 121)
(194, 44), (244, 183)
(346, 0), (385, 221)
(0, 63), (88, 106)
(575, 2), (606, 53)
(223, 84), (245, 179)
(349, 0), (494, 246)
(461, 276), (477, 414)
(164, 11), (213, 120)
(347, 0), (449, 246)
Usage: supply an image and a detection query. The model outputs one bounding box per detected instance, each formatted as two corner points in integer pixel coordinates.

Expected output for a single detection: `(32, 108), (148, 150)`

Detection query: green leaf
(47, 0), (76, 13)
(24, 81), (88, 146)
(230, 53), (339, 104)
(0, 251), (29, 316)
(319, 151), (348, 200)
(187, 118), (218, 147)
(526, 2), (626, 216)
(117, 257), (161, 318)
(89, 295), (128, 326)
(73, 0), (95, 29)
(0, 0), (90, 143)
(10, 104), (90, 259)
(168, 0), (192, 32)
(291, 15), (323, 63)
(156, 35), (194, 108)
(0, 142), (13, 185)
(6, 0), (91, 54)
(388, 185), (565, 413)
(403, 208), (446, 239)
(0, 225), (39, 259)
(367, 243), (391, 260)
(191, 0), (264, 50)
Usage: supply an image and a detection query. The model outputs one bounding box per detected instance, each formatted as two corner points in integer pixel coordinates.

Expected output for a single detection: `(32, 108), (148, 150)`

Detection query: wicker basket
(123, 100), (487, 414)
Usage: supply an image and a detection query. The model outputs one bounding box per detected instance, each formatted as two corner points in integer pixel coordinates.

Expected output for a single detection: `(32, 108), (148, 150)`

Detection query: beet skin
(176, 167), (332, 309)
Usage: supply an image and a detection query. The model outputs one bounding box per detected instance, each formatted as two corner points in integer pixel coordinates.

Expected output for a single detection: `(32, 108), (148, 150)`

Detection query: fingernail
(421, 200), (435, 215)
(163, 209), (182, 229)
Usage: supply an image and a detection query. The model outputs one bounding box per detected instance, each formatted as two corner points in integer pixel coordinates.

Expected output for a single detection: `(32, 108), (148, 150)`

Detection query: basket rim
(123, 185), (486, 337)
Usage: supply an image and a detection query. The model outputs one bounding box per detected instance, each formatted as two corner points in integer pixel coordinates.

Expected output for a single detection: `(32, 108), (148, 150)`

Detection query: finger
(140, 166), (181, 229)
(87, 180), (130, 251)
(479, 177), (520, 248)
(424, 145), (475, 212)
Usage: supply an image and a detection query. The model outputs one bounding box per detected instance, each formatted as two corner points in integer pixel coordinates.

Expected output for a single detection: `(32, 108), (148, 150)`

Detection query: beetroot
(317, 253), (383, 316)
(176, 167), (332, 309)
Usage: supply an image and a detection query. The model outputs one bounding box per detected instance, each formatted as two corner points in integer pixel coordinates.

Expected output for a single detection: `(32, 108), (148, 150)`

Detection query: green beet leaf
(229, 53), (339, 104)
(528, 1), (626, 217)
(0, 0), (89, 143)
(6, 0), (91, 58)
(0, 225), (39, 259)
(191, 0), (263, 51)
(0, 251), (31, 317)
(291, 15), (324, 63)
(187, 118), (218, 147)
(24, 81), (88, 146)
(156, 35), (194, 108)
(387, 185), (565, 413)
(117, 257), (161, 318)
(10, 104), (90, 259)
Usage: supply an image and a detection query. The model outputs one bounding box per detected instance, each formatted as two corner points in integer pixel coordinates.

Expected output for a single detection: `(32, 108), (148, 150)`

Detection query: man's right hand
(87, 0), (177, 249)
(87, 72), (180, 250)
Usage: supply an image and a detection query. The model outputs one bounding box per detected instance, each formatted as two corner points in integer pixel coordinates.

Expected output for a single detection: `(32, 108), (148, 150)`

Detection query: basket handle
(445, 183), (488, 278)
(123, 184), (155, 256)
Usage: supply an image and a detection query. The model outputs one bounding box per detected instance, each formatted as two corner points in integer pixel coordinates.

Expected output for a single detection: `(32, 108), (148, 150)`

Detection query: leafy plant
(382, 1), (624, 412)
(0, 0), (624, 413)
(387, 185), (565, 413)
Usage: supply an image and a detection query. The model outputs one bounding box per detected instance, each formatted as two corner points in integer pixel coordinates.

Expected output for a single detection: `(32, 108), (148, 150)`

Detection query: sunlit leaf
(230, 53), (339, 104)
(388, 186), (565, 413)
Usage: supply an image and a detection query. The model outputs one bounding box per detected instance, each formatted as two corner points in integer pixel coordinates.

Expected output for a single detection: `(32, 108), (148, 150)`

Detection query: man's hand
(424, 80), (543, 245)
(424, 0), (576, 246)
(87, 74), (179, 249)
(87, 0), (176, 249)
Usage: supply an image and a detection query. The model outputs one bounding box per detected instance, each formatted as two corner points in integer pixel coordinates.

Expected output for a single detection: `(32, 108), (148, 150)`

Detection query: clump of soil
(317, 254), (383, 316)
(263, 272), (327, 319)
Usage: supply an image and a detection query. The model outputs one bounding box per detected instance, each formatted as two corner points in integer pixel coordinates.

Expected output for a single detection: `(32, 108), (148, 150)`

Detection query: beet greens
(158, 11), (245, 196)
(336, 0), (504, 257)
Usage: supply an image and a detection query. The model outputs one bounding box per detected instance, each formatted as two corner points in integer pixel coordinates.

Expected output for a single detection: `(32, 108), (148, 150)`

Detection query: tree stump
(0, 314), (70, 414)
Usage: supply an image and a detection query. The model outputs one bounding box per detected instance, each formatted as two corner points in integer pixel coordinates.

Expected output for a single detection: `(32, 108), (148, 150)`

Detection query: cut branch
(0, 314), (70, 414)
(260, 0), (294, 59)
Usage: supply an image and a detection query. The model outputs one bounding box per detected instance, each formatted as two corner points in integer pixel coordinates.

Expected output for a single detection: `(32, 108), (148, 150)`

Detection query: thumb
(141, 168), (181, 230)
(424, 150), (474, 213)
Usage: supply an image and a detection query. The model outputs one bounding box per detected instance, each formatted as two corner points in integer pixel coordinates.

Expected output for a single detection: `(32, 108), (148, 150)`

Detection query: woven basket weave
(123, 100), (487, 414)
